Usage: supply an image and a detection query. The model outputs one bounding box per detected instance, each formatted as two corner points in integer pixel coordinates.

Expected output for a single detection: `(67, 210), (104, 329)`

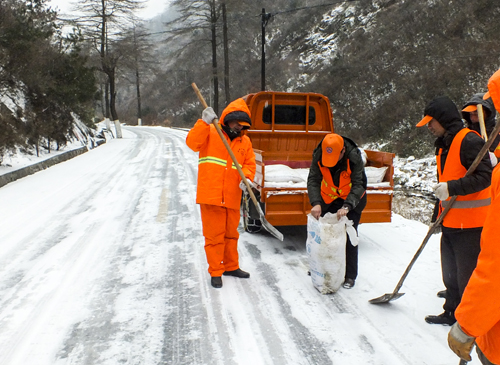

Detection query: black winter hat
(418, 96), (463, 131)
(223, 111), (251, 129)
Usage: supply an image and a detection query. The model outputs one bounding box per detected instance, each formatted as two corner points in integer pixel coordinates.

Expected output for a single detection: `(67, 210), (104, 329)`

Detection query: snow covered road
(0, 127), (480, 364)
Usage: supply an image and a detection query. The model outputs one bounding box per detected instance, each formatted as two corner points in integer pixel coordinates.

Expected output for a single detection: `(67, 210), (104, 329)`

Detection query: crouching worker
(307, 133), (367, 289)
(186, 99), (256, 289)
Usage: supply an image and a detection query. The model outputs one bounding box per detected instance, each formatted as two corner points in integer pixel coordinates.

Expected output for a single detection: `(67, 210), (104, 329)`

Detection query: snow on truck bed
(263, 164), (392, 192)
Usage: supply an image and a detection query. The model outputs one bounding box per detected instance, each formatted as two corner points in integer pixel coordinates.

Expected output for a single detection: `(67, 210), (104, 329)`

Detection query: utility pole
(261, 9), (272, 91)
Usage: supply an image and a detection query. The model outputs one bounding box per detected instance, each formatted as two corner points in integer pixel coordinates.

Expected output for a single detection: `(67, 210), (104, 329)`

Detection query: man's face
(227, 120), (244, 132)
(428, 118), (446, 137)
(469, 111), (479, 123)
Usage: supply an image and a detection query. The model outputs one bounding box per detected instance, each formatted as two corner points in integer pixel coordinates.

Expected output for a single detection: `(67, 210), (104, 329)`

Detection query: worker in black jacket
(462, 92), (500, 164)
(417, 96), (492, 326)
(307, 133), (367, 289)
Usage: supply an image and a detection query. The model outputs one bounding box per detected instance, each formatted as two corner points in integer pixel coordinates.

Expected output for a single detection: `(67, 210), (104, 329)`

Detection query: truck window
(262, 105), (316, 125)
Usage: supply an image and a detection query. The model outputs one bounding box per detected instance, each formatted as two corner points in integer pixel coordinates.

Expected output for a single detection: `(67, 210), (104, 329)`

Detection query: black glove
(431, 223), (442, 235)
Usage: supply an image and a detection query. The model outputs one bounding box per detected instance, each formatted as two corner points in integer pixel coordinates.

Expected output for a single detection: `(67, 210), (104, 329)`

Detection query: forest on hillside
(2, 0), (500, 159)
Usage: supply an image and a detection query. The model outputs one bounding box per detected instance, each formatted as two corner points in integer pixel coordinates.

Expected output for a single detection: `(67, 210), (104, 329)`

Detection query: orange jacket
(455, 165), (500, 364)
(319, 160), (352, 204)
(186, 99), (256, 210)
(437, 128), (490, 228)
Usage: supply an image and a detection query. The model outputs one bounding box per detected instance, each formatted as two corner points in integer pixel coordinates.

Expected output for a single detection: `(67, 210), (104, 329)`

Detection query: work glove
(489, 152), (498, 167)
(202, 107), (217, 125)
(433, 182), (449, 201)
(431, 223), (442, 235)
(239, 179), (256, 191)
(448, 322), (475, 362)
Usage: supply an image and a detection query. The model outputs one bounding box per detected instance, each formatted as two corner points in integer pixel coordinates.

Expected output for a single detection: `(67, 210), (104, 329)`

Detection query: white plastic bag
(306, 213), (358, 294)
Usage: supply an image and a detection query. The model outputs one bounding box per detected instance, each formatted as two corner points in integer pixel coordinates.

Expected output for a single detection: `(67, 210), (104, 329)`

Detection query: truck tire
(242, 190), (263, 233)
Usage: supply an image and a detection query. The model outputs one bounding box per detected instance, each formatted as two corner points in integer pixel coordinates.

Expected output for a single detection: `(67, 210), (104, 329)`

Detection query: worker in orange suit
(186, 98), (256, 289)
(448, 70), (500, 365)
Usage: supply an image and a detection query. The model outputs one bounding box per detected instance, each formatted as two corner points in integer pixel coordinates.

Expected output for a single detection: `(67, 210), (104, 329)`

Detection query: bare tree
(166, 0), (222, 113)
(72, 0), (145, 137)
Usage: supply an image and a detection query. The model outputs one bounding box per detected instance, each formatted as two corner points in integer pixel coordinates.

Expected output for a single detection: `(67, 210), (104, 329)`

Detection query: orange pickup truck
(241, 91), (394, 232)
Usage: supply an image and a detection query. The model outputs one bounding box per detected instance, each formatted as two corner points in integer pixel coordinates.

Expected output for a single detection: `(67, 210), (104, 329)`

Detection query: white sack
(365, 166), (388, 184)
(264, 164), (305, 183)
(306, 213), (358, 294)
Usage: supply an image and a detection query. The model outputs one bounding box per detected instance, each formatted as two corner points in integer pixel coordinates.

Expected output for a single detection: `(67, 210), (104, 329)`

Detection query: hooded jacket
(462, 93), (500, 155)
(186, 99), (256, 210)
(307, 136), (367, 211)
(426, 96), (491, 198)
(455, 165), (500, 364)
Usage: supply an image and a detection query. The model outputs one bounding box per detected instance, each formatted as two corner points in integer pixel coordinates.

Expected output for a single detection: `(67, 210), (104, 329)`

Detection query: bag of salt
(306, 212), (358, 294)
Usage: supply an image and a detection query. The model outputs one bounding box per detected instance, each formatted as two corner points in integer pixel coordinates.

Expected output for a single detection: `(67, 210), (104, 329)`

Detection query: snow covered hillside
(0, 126), (480, 364)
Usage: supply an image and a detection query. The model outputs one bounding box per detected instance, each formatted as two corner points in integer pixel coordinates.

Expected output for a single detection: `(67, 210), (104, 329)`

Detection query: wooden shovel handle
(477, 104), (488, 142)
(191, 83), (261, 208)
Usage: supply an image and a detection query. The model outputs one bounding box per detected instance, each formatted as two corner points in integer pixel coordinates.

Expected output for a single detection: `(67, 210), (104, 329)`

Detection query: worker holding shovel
(186, 98), (256, 289)
(447, 70), (500, 365)
(434, 93), (498, 301)
(416, 96), (492, 326)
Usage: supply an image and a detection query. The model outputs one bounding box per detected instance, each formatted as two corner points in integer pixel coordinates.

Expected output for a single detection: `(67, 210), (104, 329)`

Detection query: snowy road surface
(0, 127), (481, 364)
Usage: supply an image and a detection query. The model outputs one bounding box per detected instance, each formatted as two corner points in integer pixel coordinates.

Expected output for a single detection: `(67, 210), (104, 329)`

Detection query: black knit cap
(223, 111), (251, 129)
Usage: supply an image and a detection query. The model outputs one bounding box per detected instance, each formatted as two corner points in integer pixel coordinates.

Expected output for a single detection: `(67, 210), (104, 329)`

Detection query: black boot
(211, 276), (223, 288)
(425, 311), (456, 325)
(436, 290), (447, 298)
(342, 278), (355, 289)
(223, 268), (250, 278)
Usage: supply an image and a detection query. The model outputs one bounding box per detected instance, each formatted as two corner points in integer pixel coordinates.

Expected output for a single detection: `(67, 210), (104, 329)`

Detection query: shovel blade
(261, 217), (284, 241)
(369, 292), (405, 304)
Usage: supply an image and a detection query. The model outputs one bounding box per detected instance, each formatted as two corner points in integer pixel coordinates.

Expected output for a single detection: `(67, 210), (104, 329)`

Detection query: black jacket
(307, 136), (367, 211)
(426, 96), (492, 197)
(462, 93), (500, 153)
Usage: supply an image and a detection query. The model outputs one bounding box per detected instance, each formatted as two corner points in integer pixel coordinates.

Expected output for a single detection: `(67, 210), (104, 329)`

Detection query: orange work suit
(186, 98), (256, 276)
(455, 165), (500, 364)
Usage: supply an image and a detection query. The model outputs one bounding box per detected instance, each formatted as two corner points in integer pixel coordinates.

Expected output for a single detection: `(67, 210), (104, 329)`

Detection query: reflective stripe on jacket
(455, 165), (500, 364)
(319, 160), (352, 204)
(186, 99), (256, 210)
(437, 128), (491, 228)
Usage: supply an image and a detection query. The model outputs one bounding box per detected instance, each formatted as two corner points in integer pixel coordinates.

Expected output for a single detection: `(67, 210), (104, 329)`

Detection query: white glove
(433, 182), (449, 200)
(489, 152), (498, 167)
(201, 107), (217, 125)
(239, 179), (256, 191)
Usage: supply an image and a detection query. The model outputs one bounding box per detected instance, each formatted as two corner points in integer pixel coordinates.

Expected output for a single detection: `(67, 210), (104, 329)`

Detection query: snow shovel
(369, 117), (500, 304)
(191, 83), (284, 241)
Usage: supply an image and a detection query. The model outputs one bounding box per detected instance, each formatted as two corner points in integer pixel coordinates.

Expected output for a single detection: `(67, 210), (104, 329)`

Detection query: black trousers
(321, 194), (367, 280)
(440, 226), (482, 314)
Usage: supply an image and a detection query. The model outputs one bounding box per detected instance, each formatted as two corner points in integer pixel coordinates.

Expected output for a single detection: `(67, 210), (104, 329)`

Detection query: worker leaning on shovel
(307, 133), (367, 289)
(186, 99), (256, 289)
(447, 70), (500, 365)
(416, 96), (492, 326)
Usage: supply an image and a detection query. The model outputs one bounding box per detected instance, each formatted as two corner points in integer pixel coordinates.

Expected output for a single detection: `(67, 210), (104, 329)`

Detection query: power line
(267, 0), (360, 17)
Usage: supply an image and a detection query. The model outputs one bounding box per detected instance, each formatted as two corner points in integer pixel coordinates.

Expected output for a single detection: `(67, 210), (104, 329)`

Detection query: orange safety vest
(437, 128), (491, 229)
(494, 135), (500, 159)
(319, 160), (352, 204)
